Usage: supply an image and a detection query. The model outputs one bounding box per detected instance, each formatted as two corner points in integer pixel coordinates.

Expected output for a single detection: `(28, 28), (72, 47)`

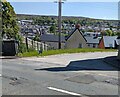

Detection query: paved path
(1, 52), (119, 96)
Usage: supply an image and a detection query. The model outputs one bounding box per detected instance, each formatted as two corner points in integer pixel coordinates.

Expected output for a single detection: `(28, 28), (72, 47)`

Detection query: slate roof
(85, 36), (100, 44)
(103, 36), (119, 48)
(40, 34), (66, 43)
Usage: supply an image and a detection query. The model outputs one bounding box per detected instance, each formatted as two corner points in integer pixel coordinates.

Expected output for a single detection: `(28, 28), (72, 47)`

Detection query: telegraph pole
(58, 0), (62, 49)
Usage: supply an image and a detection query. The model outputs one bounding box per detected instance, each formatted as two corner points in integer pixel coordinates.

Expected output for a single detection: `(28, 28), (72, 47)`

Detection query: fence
(23, 37), (51, 51)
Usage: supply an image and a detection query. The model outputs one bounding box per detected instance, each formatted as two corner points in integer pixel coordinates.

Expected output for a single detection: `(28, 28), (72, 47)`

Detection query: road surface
(1, 52), (119, 96)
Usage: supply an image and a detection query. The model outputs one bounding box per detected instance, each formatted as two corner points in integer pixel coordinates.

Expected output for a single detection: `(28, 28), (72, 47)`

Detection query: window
(79, 44), (83, 48)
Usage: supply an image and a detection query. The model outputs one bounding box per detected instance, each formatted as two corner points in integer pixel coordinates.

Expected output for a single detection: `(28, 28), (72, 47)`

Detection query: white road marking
(0, 74), (1, 77)
(47, 87), (82, 96)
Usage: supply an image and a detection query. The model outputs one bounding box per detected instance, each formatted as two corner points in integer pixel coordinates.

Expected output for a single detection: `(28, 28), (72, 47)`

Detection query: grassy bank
(18, 48), (117, 57)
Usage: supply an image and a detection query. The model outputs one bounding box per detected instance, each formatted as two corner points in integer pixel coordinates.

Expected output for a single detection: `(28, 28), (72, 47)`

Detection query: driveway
(1, 52), (119, 96)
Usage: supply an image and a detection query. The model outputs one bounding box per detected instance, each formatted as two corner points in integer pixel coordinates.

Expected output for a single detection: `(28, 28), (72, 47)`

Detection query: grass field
(18, 48), (117, 57)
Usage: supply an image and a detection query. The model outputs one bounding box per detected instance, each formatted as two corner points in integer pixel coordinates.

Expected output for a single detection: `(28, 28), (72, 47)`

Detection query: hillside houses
(19, 20), (120, 50)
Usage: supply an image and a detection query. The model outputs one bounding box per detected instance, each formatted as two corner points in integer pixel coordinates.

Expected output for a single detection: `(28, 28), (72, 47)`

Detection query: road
(1, 52), (119, 96)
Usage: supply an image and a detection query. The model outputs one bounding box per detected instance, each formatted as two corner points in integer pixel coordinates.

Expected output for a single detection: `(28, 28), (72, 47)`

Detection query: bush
(18, 43), (27, 53)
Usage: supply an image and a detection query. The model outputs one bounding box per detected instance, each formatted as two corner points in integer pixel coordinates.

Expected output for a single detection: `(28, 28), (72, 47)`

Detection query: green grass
(18, 48), (117, 57)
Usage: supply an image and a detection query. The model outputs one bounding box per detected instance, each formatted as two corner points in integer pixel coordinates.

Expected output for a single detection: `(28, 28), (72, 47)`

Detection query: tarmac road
(1, 52), (119, 96)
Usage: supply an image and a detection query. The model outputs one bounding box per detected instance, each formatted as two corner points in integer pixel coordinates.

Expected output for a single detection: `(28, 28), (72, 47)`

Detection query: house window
(79, 44), (83, 48)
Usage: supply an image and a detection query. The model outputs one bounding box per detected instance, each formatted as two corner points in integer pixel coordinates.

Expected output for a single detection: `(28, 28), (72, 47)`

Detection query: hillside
(17, 14), (118, 22)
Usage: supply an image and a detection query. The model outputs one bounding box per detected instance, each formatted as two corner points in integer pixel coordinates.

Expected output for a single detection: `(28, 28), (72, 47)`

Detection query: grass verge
(17, 48), (117, 57)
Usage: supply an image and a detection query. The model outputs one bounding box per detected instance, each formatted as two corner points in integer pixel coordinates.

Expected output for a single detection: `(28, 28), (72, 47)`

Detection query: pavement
(1, 52), (119, 96)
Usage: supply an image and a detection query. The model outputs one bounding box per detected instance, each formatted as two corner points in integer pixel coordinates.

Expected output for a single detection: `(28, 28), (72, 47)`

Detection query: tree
(105, 30), (113, 36)
(117, 32), (120, 37)
(2, 1), (19, 39)
(50, 25), (56, 34)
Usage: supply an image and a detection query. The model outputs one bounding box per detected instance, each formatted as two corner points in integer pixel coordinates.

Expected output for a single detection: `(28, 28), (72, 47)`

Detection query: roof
(85, 36), (100, 44)
(40, 34), (65, 43)
(103, 36), (119, 48)
(66, 28), (87, 42)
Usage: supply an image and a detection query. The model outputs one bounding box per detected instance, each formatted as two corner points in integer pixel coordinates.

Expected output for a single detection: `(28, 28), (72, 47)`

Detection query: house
(98, 36), (119, 49)
(65, 24), (88, 49)
(85, 36), (100, 48)
(83, 32), (102, 37)
(40, 34), (65, 49)
(21, 28), (40, 37)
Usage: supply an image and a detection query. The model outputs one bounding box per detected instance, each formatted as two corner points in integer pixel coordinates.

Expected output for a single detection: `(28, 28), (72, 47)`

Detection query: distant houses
(98, 36), (119, 49)
(85, 36), (100, 48)
(19, 20), (120, 50)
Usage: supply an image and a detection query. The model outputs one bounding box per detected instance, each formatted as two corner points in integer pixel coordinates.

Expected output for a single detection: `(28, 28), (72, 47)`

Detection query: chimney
(75, 24), (81, 29)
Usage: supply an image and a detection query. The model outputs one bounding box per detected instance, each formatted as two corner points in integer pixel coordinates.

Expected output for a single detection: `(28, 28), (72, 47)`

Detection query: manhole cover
(66, 74), (96, 84)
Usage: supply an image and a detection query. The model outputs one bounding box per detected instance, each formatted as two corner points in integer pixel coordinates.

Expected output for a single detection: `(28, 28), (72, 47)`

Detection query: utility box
(2, 40), (18, 56)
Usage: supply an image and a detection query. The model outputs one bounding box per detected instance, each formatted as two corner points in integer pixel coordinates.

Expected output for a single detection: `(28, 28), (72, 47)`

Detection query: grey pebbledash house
(65, 24), (88, 49)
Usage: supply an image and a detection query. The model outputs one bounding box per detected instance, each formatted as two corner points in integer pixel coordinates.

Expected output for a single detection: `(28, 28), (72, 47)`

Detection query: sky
(8, 1), (119, 20)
